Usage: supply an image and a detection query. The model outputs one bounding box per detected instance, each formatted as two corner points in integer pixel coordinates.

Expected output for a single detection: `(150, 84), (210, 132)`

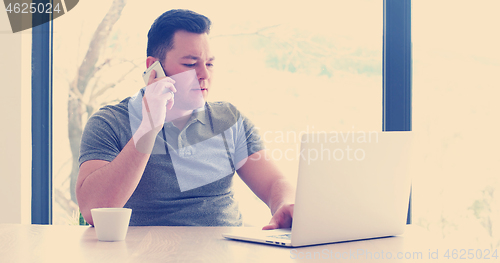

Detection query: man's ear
(146, 56), (157, 68)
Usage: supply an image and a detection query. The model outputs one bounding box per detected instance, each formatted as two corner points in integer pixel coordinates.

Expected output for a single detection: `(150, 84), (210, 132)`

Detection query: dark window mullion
(383, 0), (412, 224)
(31, 0), (53, 225)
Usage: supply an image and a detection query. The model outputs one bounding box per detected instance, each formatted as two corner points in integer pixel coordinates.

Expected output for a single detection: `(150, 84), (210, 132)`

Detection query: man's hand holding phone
(133, 62), (176, 154)
(141, 62), (176, 133)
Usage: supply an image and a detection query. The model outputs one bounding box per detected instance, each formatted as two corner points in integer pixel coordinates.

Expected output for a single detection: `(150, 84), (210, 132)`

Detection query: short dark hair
(147, 9), (211, 61)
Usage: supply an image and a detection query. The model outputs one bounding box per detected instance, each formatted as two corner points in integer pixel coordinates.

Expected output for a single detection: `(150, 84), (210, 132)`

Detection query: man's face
(161, 30), (214, 111)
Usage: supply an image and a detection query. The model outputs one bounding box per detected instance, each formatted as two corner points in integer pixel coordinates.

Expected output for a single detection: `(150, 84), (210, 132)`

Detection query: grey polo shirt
(79, 92), (265, 226)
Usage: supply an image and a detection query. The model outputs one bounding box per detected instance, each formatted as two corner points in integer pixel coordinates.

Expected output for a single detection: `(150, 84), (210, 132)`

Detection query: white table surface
(0, 224), (489, 263)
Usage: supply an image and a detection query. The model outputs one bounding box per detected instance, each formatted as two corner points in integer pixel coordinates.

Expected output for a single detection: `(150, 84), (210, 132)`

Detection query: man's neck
(165, 108), (194, 131)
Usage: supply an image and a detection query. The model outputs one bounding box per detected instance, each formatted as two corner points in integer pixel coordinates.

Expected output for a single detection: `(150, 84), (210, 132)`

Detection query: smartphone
(142, 60), (166, 85)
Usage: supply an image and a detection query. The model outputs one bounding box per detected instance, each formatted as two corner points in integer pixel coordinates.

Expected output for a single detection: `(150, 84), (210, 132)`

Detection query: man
(76, 9), (294, 229)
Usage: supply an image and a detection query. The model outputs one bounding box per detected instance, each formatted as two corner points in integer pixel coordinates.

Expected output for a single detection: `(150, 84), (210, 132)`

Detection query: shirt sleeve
(233, 112), (265, 169)
(78, 109), (122, 166)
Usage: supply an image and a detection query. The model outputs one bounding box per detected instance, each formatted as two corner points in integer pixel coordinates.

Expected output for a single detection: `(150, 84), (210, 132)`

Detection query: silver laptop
(223, 131), (413, 247)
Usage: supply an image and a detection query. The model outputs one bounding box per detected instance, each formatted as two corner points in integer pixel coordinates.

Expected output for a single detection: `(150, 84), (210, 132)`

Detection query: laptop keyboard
(267, 234), (292, 240)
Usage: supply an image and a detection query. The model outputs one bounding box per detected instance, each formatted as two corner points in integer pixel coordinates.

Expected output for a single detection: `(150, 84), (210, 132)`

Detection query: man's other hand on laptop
(262, 203), (294, 230)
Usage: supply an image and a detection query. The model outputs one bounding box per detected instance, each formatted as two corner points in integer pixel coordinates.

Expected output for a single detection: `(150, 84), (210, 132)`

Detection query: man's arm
(236, 149), (295, 229)
(76, 126), (158, 226)
(77, 71), (175, 225)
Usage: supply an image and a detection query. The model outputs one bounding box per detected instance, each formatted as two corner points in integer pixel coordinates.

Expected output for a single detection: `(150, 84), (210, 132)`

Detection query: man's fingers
(287, 204), (294, 218)
(146, 81), (176, 98)
(148, 74), (176, 88)
(262, 221), (278, 230)
(148, 69), (157, 85)
(163, 77), (176, 85)
(262, 215), (280, 230)
(166, 94), (175, 110)
(156, 78), (177, 93)
(147, 79), (177, 95)
(262, 204), (294, 230)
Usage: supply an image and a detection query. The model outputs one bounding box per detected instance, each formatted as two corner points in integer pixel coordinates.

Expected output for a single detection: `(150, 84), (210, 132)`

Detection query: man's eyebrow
(181, 55), (215, 61)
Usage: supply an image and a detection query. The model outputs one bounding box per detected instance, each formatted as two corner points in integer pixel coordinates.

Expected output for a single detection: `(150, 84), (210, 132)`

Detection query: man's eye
(183, 64), (196, 67)
(207, 63), (214, 67)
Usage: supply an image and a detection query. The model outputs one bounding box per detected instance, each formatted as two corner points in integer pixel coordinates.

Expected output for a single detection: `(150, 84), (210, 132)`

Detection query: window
(412, 0), (500, 248)
(51, 0), (383, 226)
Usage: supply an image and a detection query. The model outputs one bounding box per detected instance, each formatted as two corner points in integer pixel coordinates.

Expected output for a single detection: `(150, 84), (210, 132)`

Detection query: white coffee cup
(91, 208), (132, 241)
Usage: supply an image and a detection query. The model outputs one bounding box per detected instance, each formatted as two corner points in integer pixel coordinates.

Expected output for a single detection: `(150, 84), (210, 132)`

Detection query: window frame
(31, 0), (412, 225)
(31, 0), (53, 225)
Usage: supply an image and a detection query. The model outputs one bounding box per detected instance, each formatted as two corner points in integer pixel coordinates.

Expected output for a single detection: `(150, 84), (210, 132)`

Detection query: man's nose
(197, 64), (210, 81)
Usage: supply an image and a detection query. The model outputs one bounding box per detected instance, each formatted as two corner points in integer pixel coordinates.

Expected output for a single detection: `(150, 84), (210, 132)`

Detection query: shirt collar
(191, 103), (209, 125)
